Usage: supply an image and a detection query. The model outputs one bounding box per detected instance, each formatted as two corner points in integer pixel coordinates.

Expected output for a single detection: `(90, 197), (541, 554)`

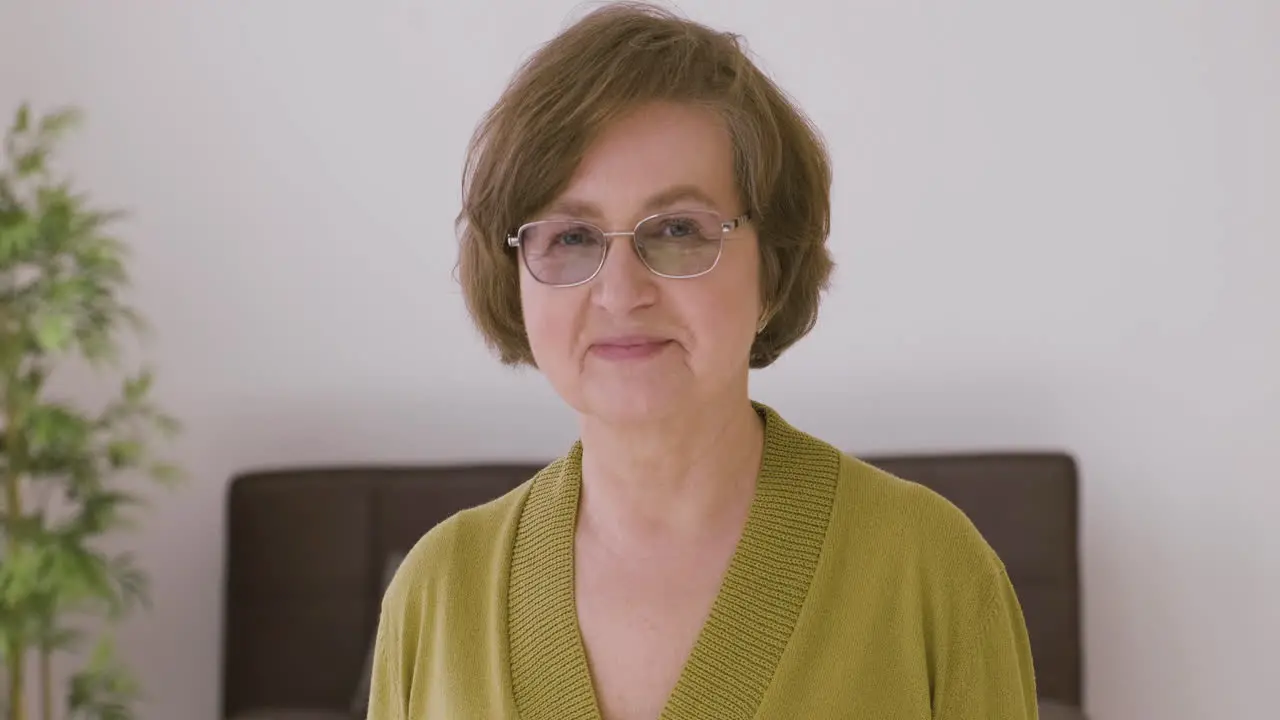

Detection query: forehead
(545, 101), (740, 221)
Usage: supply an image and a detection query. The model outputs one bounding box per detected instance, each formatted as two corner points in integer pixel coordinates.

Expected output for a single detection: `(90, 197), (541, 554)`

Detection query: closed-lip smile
(588, 335), (673, 360)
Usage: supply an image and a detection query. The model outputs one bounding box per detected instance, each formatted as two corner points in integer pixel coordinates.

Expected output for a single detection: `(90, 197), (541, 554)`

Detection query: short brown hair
(456, 1), (834, 369)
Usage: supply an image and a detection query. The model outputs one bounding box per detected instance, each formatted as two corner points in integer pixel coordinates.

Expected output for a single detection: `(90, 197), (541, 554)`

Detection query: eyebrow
(543, 184), (723, 221)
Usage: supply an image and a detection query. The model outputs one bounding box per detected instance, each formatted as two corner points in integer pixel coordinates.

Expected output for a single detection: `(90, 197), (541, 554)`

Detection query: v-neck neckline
(505, 402), (841, 720)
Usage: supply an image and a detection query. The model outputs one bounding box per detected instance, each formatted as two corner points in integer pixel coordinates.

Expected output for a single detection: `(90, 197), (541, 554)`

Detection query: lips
(588, 336), (673, 361)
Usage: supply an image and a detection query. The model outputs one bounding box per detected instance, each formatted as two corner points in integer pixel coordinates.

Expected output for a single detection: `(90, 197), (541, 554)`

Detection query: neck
(576, 392), (764, 544)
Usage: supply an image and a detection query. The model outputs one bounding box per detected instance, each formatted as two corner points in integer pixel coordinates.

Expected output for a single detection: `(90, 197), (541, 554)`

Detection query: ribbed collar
(506, 402), (840, 720)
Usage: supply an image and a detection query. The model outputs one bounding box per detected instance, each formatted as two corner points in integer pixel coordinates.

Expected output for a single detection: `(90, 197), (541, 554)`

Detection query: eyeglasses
(506, 210), (752, 287)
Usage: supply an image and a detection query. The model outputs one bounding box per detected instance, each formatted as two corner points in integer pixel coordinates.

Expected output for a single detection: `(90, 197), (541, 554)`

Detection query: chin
(576, 381), (693, 426)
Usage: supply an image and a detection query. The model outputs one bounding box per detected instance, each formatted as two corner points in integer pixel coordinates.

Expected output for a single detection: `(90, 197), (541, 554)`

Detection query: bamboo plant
(0, 103), (183, 720)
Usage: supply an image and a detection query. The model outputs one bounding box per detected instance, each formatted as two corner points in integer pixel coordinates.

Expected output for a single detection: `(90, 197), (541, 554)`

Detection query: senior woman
(368, 3), (1038, 719)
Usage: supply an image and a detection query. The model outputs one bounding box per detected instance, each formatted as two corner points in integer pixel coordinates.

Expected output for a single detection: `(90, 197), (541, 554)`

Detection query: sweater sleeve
(365, 590), (409, 720)
(935, 565), (1040, 720)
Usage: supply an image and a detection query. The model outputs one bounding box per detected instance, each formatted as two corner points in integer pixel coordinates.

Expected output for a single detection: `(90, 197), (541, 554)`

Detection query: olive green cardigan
(367, 403), (1038, 719)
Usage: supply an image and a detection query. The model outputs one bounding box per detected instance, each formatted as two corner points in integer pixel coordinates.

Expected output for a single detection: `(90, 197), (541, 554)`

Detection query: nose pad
(600, 234), (650, 276)
(591, 234), (657, 310)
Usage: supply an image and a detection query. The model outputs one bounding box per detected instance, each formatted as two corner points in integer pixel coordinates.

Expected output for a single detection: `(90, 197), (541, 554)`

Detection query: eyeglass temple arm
(722, 212), (751, 232)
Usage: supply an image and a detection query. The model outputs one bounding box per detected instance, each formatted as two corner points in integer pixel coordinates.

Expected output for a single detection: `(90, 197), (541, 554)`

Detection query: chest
(573, 538), (737, 720)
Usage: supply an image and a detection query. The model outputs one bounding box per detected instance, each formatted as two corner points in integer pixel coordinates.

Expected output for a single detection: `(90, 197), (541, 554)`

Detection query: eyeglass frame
(505, 209), (753, 287)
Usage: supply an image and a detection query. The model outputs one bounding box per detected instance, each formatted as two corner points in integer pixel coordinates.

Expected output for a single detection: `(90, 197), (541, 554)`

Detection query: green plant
(0, 104), (183, 720)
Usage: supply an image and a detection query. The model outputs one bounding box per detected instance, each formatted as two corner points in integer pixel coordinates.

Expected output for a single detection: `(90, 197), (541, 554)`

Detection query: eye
(554, 226), (597, 247)
(660, 217), (702, 238)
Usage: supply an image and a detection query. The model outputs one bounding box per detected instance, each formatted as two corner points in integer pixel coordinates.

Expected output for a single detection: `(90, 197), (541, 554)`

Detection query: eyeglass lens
(518, 211), (725, 285)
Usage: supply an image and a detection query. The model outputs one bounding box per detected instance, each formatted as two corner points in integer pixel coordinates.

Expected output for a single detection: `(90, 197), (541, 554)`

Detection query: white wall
(1, 1), (1275, 718)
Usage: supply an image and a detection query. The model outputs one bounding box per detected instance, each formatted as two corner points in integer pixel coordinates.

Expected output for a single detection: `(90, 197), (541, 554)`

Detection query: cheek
(682, 271), (761, 360)
(519, 285), (550, 356)
(705, 296), (760, 353)
(724, 242), (764, 322)
(519, 281), (577, 367)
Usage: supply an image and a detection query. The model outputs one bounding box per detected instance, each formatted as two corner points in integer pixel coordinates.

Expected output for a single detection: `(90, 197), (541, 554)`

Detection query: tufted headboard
(219, 452), (1082, 718)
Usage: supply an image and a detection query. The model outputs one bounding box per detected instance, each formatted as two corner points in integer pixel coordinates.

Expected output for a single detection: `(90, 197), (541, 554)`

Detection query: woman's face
(517, 101), (762, 425)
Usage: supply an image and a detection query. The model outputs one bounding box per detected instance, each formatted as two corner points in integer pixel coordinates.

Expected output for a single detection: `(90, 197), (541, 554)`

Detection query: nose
(590, 234), (658, 314)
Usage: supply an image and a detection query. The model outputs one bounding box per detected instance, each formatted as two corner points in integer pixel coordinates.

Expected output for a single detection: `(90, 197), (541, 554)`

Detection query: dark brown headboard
(220, 452), (1080, 717)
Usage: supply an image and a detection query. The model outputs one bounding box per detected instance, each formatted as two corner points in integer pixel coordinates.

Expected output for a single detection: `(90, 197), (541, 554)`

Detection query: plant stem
(39, 646), (51, 720)
(5, 390), (26, 720)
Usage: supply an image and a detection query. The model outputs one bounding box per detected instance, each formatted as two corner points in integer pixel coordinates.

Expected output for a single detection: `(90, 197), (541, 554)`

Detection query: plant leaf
(14, 102), (31, 133)
(122, 370), (153, 403)
(147, 461), (184, 487)
(33, 311), (75, 352)
(106, 439), (142, 470)
(37, 106), (83, 137)
(0, 215), (37, 261)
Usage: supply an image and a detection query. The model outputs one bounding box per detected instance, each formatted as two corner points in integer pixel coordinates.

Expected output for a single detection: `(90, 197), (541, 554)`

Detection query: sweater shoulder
(829, 455), (1038, 717)
(380, 456), (568, 614)
(833, 452), (1011, 589)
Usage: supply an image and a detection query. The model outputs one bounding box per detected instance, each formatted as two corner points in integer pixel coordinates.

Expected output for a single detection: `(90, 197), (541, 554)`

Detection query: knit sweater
(366, 402), (1039, 719)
